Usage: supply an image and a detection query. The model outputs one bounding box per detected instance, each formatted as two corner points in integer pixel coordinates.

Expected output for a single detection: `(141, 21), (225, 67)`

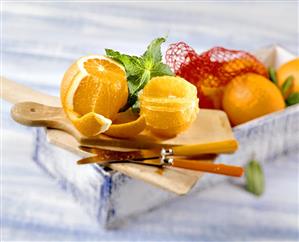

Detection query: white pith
(94, 113), (112, 135)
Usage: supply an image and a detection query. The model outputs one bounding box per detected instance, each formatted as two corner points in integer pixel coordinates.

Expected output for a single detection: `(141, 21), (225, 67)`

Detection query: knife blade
(77, 156), (163, 167)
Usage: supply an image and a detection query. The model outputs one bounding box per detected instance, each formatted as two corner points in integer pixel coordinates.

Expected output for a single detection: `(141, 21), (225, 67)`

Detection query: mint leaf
(142, 37), (165, 64)
(268, 67), (278, 85)
(281, 75), (294, 97)
(245, 160), (265, 196)
(105, 49), (142, 76)
(286, 92), (299, 106)
(151, 62), (174, 77)
(106, 37), (174, 111)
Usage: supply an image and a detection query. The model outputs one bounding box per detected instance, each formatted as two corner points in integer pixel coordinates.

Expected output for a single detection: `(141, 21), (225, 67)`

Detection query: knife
(77, 155), (244, 177)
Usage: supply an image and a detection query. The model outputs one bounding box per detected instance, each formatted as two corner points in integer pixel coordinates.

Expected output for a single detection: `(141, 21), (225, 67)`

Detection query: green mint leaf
(286, 92), (299, 106)
(127, 70), (151, 96)
(105, 49), (142, 76)
(151, 62), (174, 78)
(126, 70), (151, 111)
(281, 75), (294, 97)
(142, 37), (166, 65)
(245, 160), (265, 196)
(268, 67), (278, 85)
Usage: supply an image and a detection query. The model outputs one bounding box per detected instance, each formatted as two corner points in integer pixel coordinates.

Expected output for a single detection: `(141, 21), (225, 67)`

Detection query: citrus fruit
(139, 76), (199, 137)
(277, 58), (299, 97)
(104, 109), (146, 139)
(60, 55), (128, 137)
(222, 73), (285, 126)
(165, 43), (268, 109)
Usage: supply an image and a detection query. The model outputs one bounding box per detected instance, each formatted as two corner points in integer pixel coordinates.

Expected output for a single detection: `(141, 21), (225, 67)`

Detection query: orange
(222, 73), (285, 126)
(60, 55), (129, 137)
(140, 76), (199, 137)
(104, 109), (146, 139)
(277, 58), (299, 97)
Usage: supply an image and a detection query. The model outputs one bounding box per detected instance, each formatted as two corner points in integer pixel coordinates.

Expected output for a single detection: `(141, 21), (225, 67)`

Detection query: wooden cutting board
(1, 77), (235, 194)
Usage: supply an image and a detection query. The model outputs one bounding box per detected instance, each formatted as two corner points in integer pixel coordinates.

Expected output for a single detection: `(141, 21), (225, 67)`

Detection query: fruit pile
(60, 38), (198, 138)
(60, 37), (299, 138)
(166, 41), (299, 126)
(165, 42), (268, 109)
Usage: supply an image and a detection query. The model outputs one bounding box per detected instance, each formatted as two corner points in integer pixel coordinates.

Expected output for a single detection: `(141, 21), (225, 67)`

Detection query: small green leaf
(268, 67), (278, 85)
(106, 37), (174, 111)
(286, 92), (299, 106)
(151, 62), (174, 78)
(142, 37), (166, 64)
(245, 160), (265, 196)
(281, 75), (294, 97)
(105, 49), (142, 76)
(129, 70), (151, 96)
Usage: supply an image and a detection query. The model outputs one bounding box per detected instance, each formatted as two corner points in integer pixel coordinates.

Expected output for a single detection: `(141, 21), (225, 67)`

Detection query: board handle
(11, 101), (81, 139)
(171, 140), (238, 156)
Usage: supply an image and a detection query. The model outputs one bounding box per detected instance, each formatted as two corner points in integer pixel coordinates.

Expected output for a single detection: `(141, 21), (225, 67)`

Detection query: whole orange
(222, 73), (285, 126)
(277, 58), (299, 97)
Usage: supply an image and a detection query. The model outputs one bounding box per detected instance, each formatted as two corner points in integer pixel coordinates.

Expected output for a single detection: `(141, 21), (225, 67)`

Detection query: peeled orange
(60, 55), (128, 137)
(140, 76), (199, 137)
(222, 73), (285, 126)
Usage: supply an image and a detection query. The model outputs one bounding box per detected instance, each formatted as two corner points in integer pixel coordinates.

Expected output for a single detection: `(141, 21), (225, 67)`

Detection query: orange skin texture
(277, 58), (299, 97)
(222, 73), (285, 126)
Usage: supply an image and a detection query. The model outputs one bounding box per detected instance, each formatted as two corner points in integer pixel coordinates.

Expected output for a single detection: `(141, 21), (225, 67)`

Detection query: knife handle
(171, 159), (244, 177)
(171, 140), (238, 156)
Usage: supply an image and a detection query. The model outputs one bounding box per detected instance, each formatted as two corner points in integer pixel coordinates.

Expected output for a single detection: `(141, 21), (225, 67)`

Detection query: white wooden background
(2, 1), (298, 241)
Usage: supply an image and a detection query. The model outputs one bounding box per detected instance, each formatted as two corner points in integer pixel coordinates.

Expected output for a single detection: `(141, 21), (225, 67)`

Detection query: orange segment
(60, 55), (128, 137)
(141, 75), (197, 99)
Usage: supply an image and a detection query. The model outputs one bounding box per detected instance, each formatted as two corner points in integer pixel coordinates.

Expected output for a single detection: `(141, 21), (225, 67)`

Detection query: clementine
(222, 73), (285, 126)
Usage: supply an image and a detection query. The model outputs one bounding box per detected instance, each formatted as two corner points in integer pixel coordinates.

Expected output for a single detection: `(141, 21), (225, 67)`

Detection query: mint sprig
(105, 37), (174, 111)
